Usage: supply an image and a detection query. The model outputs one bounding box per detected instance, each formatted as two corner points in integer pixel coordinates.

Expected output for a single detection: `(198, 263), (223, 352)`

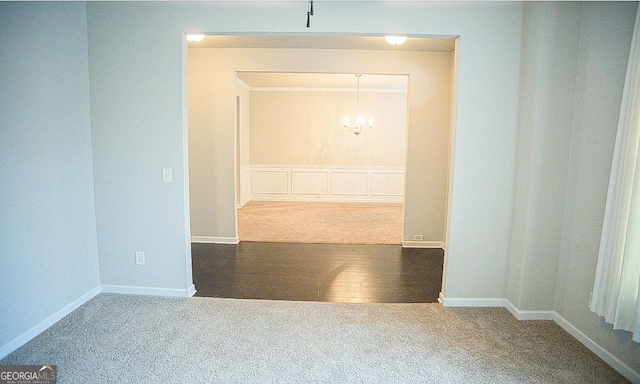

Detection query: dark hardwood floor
(191, 242), (444, 303)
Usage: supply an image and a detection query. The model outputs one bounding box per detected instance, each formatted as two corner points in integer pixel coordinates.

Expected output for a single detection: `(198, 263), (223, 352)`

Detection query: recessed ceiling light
(384, 36), (408, 45)
(186, 34), (205, 43)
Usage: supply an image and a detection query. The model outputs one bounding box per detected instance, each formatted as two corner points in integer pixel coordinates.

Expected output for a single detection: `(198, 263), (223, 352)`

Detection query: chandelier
(343, 74), (373, 135)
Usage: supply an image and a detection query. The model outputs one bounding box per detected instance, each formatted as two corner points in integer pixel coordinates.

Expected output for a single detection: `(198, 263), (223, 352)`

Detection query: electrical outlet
(135, 251), (145, 265)
(413, 235), (424, 241)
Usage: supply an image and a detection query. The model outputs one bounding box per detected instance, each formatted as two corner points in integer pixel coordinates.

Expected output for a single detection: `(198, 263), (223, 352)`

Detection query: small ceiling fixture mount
(384, 36), (408, 45)
(186, 34), (205, 43)
(306, 1), (314, 28)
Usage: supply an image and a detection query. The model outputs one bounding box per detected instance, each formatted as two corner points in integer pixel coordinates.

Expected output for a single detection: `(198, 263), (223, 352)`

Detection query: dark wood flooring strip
(191, 242), (444, 303)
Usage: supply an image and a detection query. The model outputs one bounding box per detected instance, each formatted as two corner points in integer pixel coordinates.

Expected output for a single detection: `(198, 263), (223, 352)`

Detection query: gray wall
(507, 2), (582, 313)
(507, 2), (640, 373)
(85, 1), (523, 301)
(0, 2), (100, 351)
(554, 2), (640, 373)
(87, 3), (194, 291)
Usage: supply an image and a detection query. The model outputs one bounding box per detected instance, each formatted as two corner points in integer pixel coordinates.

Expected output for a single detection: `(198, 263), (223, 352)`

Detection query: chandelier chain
(343, 74), (373, 135)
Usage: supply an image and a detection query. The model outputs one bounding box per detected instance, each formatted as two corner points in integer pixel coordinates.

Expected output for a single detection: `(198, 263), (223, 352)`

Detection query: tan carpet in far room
(237, 201), (403, 244)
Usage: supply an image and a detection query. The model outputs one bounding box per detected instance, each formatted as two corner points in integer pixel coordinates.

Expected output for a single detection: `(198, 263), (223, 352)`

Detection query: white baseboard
(504, 299), (554, 320)
(101, 284), (195, 298)
(0, 285), (101, 359)
(553, 313), (640, 383)
(191, 236), (239, 244)
(0, 283), (196, 359)
(440, 295), (506, 307)
(402, 240), (445, 249)
(250, 195), (404, 204)
(439, 293), (640, 383)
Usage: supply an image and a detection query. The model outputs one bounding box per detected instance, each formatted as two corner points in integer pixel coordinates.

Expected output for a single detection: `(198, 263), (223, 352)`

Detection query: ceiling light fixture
(343, 74), (373, 136)
(384, 36), (408, 45)
(186, 34), (205, 43)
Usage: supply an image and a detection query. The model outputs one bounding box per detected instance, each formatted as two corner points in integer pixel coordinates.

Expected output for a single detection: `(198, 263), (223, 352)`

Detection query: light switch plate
(162, 168), (172, 183)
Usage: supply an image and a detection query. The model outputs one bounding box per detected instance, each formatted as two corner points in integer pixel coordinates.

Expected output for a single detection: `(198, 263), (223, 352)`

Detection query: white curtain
(590, 7), (640, 343)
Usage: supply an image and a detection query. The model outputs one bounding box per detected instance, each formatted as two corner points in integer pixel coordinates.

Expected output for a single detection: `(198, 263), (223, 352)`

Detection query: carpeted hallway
(0, 293), (629, 383)
(237, 201), (404, 244)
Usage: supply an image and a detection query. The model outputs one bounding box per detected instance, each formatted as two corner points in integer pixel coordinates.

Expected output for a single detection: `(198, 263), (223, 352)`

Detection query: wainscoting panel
(239, 167), (251, 207)
(252, 170), (288, 194)
(371, 172), (405, 196)
(291, 172), (329, 195)
(250, 165), (404, 203)
(331, 172), (368, 195)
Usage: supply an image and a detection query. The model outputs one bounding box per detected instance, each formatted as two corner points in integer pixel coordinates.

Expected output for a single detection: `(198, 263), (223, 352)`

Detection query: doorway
(186, 34), (457, 302)
(235, 72), (408, 245)
(187, 35), (455, 249)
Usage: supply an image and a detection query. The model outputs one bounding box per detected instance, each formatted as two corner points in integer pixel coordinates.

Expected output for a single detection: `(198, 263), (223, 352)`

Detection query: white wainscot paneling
(252, 170), (288, 194)
(240, 167), (251, 206)
(332, 172), (368, 195)
(250, 165), (404, 203)
(371, 173), (405, 196)
(291, 172), (329, 195)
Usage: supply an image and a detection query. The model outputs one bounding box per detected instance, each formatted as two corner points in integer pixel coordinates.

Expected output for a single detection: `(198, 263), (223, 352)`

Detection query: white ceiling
(192, 35), (454, 90)
(189, 35), (456, 52)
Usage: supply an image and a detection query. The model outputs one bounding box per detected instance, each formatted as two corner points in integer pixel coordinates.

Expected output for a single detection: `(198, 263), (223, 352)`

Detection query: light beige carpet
(1, 293), (630, 383)
(238, 201), (403, 244)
